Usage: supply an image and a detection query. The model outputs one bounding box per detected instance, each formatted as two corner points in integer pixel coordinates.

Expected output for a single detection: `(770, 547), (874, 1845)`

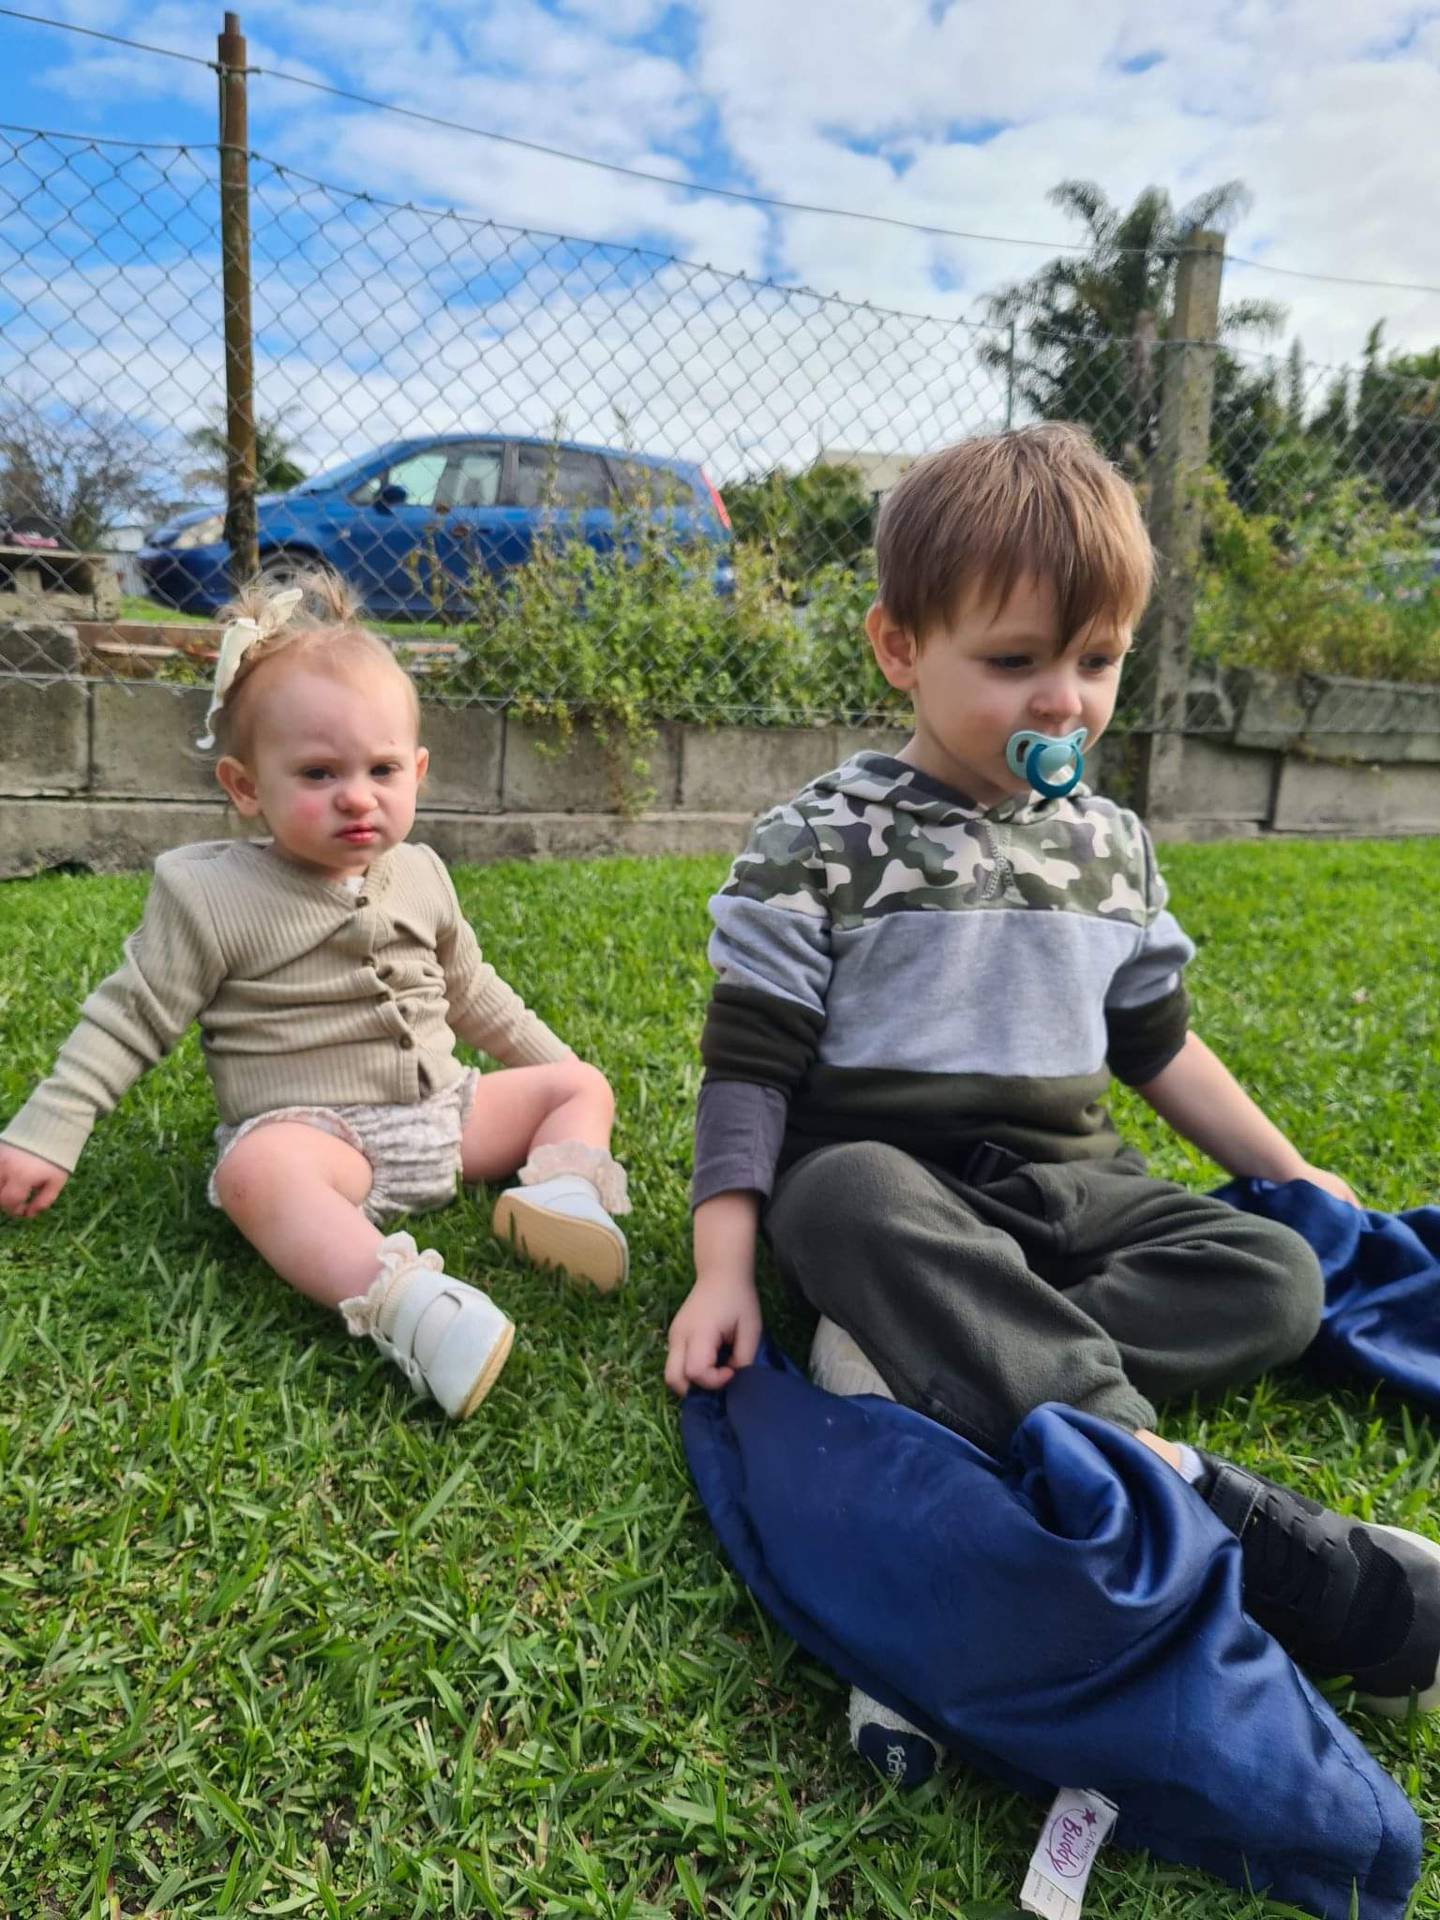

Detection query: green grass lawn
(116, 596), (200, 627)
(2, 842), (1439, 1918)
(117, 595), (457, 643)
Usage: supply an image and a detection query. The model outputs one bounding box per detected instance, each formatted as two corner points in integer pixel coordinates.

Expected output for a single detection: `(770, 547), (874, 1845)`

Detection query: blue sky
(5, 2), (1440, 479)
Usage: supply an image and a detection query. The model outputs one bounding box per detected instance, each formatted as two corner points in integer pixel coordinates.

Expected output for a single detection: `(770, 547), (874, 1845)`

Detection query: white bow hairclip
(196, 586), (305, 749)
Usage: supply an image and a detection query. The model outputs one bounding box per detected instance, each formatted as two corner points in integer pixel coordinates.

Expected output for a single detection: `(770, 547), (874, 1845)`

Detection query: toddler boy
(666, 423), (1440, 1780)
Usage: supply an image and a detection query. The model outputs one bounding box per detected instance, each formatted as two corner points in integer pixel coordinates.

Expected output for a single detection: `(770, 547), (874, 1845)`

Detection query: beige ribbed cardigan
(1, 838), (569, 1173)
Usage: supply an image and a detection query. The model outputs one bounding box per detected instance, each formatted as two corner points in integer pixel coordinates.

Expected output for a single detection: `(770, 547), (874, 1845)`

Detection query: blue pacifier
(1004, 726), (1088, 799)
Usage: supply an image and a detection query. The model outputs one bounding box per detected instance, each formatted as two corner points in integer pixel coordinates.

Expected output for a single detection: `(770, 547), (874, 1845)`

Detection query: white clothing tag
(1019, 1787), (1119, 1920)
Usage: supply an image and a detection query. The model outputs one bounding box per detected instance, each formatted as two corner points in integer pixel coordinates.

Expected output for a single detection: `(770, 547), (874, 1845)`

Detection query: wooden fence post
(1137, 229), (1225, 823)
(218, 11), (258, 588)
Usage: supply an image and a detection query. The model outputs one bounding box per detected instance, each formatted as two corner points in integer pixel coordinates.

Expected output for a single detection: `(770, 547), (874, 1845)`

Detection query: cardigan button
(398, 1033), (415, 1050)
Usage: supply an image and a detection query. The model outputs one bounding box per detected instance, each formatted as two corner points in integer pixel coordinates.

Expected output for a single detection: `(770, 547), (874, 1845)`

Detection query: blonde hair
(875, 423), (1153, 646)
(210, 569), (420, 761)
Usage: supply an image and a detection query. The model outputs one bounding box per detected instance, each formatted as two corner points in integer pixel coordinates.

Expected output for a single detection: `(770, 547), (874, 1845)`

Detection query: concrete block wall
(1, 674), (1436, 877)
(0, 678), (913, 875)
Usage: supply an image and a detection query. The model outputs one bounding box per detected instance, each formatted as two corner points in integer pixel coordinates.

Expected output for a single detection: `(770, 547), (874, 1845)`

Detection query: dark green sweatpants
(764, 1141), (1325, 1456)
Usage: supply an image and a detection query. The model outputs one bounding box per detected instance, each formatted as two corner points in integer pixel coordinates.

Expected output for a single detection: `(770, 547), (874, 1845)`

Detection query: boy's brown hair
(874, 423), (1153, 645)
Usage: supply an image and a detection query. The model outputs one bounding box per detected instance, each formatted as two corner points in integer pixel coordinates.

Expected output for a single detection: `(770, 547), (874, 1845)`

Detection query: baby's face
(236, 663), (428, 878)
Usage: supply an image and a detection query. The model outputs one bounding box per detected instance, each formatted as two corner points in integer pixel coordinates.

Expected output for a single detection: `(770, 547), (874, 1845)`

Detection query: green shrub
(1191, 467), (1440, 684)
(721, 462), (875, 582)
(407, 478), (895, 806)
(797, 559), (906, 725)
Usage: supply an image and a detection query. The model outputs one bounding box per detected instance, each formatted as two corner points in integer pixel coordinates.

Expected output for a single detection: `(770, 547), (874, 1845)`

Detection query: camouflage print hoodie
(693, 751), (1194, 1207)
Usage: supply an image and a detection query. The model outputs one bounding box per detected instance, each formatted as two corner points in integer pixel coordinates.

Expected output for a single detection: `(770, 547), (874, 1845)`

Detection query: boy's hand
(1296, 1163), (1360, 1208)
(664, 1270), (763, 1397)
(1138, 1037), (1362, 1210)
(0, 1144), (69, 1218)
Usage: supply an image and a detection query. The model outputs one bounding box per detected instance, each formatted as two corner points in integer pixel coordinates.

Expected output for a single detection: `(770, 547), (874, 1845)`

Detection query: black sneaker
(1198, 1453), (1440, 1717)
(848, 1687), (943, 1788)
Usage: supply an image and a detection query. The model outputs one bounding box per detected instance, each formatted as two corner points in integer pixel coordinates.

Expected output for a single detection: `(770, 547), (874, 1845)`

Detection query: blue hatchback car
(139, 433), (733, 617)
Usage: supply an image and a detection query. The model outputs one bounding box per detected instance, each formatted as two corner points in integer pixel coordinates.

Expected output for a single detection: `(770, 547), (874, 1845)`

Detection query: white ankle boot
(340, 1232), (514, 1418)
(492, 1143), (629, 1293)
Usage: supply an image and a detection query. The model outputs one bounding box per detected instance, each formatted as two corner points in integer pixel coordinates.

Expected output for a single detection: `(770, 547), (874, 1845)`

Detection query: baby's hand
(0, 1144), (69, 1218)
(664, 1269), (763, 1397)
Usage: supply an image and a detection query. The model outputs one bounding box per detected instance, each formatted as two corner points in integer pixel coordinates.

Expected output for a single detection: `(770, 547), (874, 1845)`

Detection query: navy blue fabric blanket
(1217, 1177), (1440, 1409)
(681, 1340), (1421, 1920)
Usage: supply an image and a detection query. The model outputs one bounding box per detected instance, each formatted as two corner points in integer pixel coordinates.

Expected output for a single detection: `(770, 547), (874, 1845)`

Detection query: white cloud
(684, 0), (1440, 364)
(555, 0), (671, 34)
(696, 0), (1133, 136)
(272, 110), (771, 273)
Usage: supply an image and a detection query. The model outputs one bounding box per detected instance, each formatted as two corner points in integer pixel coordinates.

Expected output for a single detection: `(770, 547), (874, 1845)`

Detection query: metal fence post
(1137, 229), (1225, 823)
(218, 10), (258, 588)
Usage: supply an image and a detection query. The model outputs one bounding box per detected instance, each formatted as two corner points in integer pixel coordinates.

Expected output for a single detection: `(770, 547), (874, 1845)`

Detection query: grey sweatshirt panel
(1105, 907), (1195, 1010)
(820, 908), (1138, 1075)
(707, 892), (831, 1014)
(711, 897), (1183, 1079)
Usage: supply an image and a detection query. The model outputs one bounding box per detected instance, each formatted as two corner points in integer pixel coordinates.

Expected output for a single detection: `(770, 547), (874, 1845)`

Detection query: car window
(303, 450), (397, 497)
(443, 448), (503, 510)
(610, 459), (686, 508)
(360, 450), (448, 509)
(512, 446), (613, 510)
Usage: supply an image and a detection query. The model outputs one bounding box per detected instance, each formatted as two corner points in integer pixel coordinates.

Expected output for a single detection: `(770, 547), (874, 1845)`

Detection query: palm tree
(983, 179), (1284, 481)
(184, 410), (306, 495)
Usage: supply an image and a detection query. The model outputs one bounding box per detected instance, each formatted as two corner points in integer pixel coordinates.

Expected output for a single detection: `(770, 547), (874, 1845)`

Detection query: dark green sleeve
(1106, 984), (1190, 1086)
(700, 982), (825, 1090)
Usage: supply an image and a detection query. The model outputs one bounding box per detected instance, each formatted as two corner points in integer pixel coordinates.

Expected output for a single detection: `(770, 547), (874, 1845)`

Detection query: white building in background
(812, 448), (922, 502)
(101, 505), (204, 598)
(102, 523), (148, 597)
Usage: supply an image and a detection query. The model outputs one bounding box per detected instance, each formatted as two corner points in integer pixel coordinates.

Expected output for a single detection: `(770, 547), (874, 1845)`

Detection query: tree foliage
(0, 398), (167, 549)
(721, 462), (874, 583)
(1193, 465), (1440, 683)
(184, 411), (306, 496)
(981, 178), (1284, 486)
(1351, 324), (1440, 515)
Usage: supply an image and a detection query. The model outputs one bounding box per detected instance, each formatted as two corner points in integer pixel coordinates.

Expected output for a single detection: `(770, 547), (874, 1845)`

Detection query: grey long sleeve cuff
(691, 1077), (789, 1209)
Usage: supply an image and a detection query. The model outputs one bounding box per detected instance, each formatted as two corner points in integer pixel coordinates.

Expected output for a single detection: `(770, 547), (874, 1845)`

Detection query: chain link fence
(3, 122), (1440, 749)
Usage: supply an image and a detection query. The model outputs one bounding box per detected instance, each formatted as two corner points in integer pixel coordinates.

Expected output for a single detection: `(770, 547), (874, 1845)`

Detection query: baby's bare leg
(463, 1060), (627, 1291)
(459, 1059), (614, 1183)
(213, 1121), (380, 1309)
